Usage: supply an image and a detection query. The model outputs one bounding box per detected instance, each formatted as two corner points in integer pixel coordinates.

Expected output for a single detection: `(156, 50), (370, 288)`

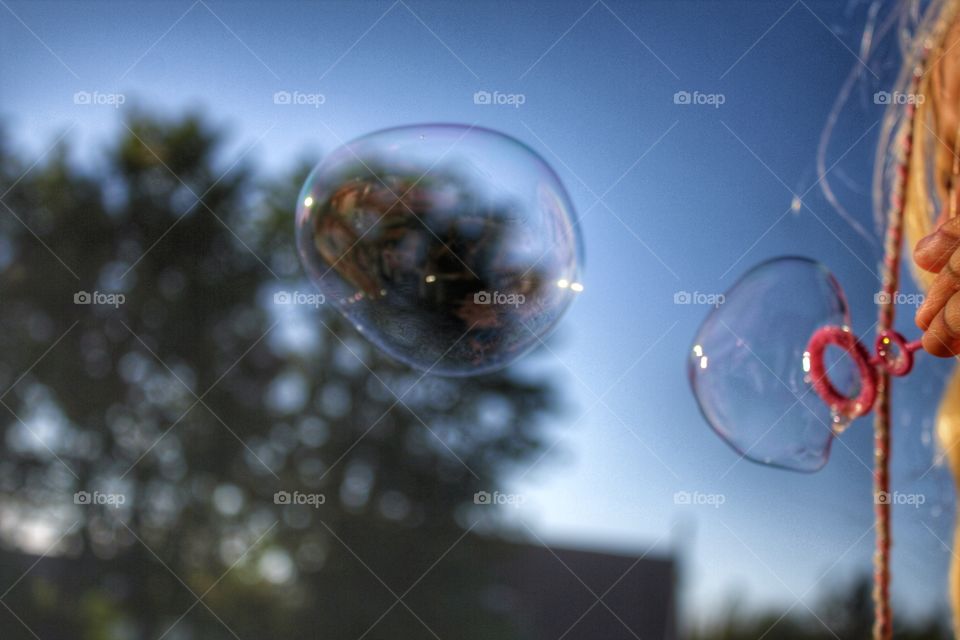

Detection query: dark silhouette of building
(484, 541), (676, 640)
(0, 539), (676, 640)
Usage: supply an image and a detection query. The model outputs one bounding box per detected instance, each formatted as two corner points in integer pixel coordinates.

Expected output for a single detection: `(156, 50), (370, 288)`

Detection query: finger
(917, 251), (960, 329)
(922, 293), (960, 357)
(915, 215), (960, 273)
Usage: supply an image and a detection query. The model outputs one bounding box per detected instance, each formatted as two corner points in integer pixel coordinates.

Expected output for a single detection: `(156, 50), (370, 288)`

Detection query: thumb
(915, 215), (960, 273)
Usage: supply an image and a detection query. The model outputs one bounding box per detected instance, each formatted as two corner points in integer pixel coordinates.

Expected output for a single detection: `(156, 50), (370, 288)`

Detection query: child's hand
(916, 216), (960, 356)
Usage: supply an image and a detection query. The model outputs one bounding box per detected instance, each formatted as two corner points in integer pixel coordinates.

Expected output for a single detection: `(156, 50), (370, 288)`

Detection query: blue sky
(2, 0), (956, 628)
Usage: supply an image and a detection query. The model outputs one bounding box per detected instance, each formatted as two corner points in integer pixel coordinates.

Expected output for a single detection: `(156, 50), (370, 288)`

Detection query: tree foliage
(0, 114), (562, 639)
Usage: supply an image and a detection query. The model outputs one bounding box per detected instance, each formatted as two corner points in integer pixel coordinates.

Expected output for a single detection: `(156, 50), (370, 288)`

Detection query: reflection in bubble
(296, 124), (584, 376)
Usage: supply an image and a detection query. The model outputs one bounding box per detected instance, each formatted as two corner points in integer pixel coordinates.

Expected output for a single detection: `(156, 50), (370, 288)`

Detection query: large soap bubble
(296, 124), (584, 376)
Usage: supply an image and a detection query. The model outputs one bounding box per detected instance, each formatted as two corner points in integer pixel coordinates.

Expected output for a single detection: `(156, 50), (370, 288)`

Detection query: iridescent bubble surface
(296, 124), (583, 376)
(688, 257), (858, 472)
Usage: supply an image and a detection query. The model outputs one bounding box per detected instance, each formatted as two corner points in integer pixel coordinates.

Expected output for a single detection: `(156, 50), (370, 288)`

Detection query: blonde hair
(873, 0), (960, 632)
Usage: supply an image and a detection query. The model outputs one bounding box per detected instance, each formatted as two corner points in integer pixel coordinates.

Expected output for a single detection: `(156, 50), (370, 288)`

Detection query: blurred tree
(0, 113), (563, 639)
(819, 574), (873, 639)
(688, 574), (950, 640)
